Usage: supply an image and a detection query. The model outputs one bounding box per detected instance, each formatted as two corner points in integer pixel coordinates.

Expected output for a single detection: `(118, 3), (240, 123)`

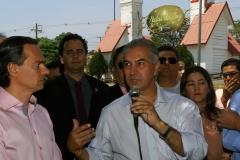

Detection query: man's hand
(130, 96), (161, 128)
(221, 78), (239, 107)
(67, 119), (95, 156)
(216, 109), (240, 131)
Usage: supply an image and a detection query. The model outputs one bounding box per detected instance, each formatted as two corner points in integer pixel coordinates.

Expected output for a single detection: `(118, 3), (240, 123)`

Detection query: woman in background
(180, 66), (231, 160)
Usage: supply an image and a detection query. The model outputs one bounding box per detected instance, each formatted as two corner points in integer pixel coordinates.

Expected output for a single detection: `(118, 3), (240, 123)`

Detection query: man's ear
(7, 62), (18, 77)
(112, 67), (116, 78)
(60, 56), (64, 64)
(154, 61), (160, 76)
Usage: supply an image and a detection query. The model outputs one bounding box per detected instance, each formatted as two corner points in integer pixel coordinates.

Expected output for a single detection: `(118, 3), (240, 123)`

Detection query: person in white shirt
(67, 38), (207, 160)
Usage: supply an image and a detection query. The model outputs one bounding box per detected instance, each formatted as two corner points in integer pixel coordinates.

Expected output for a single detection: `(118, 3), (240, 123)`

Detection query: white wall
(102, 30), (129, 79)
(120, 0), (143, 41)
(211, 12), (229, 74)
(187, 46), (207, 69)
(190, 0), (215, 24)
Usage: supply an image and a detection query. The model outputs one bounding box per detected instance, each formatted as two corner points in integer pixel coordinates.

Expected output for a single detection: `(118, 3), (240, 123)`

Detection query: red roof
(143, 35), (152, 42)
(181, 2), (233, 46)
(95, 20), (127, 53)
(228, 33), (240, 56)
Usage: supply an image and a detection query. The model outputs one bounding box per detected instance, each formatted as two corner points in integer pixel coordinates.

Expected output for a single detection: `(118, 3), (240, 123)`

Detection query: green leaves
(38, 32), (73, 64)
(38, 37), (58, 64)
(88, 49), (108, 79)
(228, 20), (240, 43)
(150, 17), (194, 68)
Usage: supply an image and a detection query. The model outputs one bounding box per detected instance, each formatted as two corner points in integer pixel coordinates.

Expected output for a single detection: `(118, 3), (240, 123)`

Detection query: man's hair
(221, 58), (240, 71)
(180, 66), (219, 121)
(122, 38), (159, 64)
(0, 36), (37, 87)
(58, 33), (88, 56)
(46, 59), (64, 74)
(157, 45), (179, 60)
(113, 45), (126, 65)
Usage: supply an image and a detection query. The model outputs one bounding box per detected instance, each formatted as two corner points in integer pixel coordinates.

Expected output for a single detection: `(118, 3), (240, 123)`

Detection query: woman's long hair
(180, 66), (220, 121)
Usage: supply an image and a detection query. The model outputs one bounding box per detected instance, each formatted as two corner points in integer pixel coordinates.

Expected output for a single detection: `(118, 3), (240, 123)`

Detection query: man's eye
(34, 63), (40, 67)
(138, 61), (144, 65)
(66, 51), (73, 55)
(123, 62), (130, 66)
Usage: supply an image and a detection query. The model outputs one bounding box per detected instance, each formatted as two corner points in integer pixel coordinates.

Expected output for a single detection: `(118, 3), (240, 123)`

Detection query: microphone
(129, 86), (143, 160)
(129, 86), (140, 118)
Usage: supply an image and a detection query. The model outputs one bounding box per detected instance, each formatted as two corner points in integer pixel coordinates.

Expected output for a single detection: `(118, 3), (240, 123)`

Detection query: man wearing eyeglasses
(215, 58), (240, 159)
(88, 45), (129, 129)
(156, 45), (180, 94)
(215, 58), (240, 109)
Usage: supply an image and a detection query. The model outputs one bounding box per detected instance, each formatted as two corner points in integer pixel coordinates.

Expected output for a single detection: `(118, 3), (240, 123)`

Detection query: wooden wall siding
(212, 16), (228, 50)
(213, 49), (231, 73)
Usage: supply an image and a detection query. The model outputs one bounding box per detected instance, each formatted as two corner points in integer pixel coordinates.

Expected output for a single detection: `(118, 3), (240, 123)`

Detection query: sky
(1, 0), (240, 51)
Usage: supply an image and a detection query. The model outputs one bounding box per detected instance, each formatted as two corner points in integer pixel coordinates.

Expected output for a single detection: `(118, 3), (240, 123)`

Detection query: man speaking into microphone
(67, 38), (207, 160)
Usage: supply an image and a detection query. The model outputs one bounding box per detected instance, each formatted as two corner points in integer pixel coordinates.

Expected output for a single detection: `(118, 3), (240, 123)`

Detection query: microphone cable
(134, 116), (143, 160)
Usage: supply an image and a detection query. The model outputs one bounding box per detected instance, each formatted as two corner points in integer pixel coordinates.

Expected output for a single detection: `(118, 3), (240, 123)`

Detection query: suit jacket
(35, 73), (109, 160)
(88, 83), (124, 129)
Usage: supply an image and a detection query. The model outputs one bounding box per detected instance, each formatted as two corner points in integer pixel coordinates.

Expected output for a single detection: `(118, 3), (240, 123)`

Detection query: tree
(177, 45), (194, 69)
(38, 32), (73, 64)
(150, 17), (194, 68)
(55, 32), (73, 43)
(38, 37), (58, 64)
(108, 48), (115, 71)
(88, 49), (108, 79)
(150, 17), (190, 48)
(228, 20), (240, 43)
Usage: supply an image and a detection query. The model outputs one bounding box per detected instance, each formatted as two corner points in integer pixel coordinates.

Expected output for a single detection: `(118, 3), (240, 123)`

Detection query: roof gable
(95, 20), (127, 53)
(181, 2), (234, 46)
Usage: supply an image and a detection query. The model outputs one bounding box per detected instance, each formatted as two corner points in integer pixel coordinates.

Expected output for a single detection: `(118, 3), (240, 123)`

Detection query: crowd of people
(0, 33), (240, 160)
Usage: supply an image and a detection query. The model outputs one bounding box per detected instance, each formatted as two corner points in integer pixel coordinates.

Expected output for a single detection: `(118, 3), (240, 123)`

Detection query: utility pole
(97, 36), (102, 42)
(114, 0), (115, 21)
(30, 23), (43, 39)
(197, 0), (202, 66)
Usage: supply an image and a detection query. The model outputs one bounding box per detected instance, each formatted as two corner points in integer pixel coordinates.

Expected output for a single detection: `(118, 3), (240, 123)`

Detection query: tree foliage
(228, 20), (240, 43)
(88, 49), (108, 79)
(55, 32), (73, 43)
(108, 48), (115, 71)
(38, 37), (58, 64)
(150, 17), (190, 48)
(177, 45), (195, 69)
(38, 32), (73, 64)
(150, 17), (194, 67)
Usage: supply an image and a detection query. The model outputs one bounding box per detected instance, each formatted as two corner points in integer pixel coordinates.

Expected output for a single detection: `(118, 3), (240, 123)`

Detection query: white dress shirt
(86, 82), (207, 160)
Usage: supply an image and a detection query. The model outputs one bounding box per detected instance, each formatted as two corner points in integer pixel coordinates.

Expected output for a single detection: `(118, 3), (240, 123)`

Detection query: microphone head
(129, 86), (140, 98)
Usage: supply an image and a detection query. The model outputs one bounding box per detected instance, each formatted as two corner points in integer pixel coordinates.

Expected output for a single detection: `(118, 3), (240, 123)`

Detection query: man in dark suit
(88, 45), (129, 129)
(35, 34), (109, 160)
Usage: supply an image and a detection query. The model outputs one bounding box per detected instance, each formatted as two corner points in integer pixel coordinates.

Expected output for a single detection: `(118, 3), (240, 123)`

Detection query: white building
(95, 0), (151, 80)
(181, 0), (240, 74)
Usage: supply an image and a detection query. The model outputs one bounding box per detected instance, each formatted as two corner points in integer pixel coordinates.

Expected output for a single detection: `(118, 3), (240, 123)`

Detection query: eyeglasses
(159, 57), (178, 64)
(221, 71), (240, 79)
(115, 61), (124, 69)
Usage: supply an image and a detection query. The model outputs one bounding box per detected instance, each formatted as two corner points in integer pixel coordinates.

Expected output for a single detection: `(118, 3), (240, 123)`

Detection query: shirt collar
(119, 85), (128, 95)
(64, 72), (87, 86)
(0, 87), (37, 110)
(123, 82), (169, 106)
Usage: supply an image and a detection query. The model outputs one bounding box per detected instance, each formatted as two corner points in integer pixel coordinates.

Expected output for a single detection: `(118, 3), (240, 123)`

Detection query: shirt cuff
(176, 132), (208, 159)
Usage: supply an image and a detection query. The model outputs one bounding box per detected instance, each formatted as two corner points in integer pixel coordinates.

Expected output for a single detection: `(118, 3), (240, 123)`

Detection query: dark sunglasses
(115, 61), (124, 69)
(221, 71), (240, 79)
(159, 57), (178, 64)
